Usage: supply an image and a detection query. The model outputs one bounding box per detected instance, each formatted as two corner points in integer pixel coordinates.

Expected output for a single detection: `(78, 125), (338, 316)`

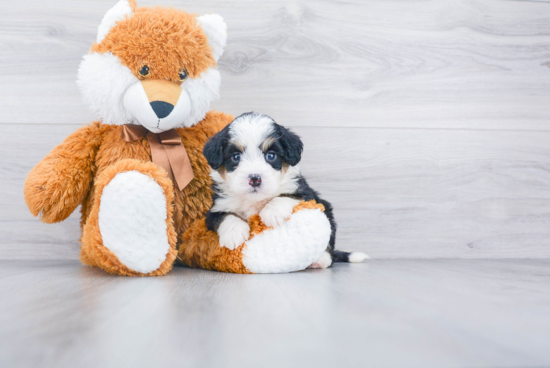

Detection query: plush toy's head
(77, 0), (227, 132)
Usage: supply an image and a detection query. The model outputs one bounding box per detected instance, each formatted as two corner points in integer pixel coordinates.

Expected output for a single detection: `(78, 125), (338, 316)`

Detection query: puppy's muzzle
(249, 174), (262, 188)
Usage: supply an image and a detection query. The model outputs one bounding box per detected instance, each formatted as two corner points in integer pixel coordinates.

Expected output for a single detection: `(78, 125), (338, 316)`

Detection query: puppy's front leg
(213, 214), (251, 250)
(260, 196), (301, 228)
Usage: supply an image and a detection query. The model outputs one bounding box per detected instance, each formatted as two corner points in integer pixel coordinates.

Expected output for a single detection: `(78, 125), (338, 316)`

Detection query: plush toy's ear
(96, 0), (136, 43)
(197, 14), (227, 62)
(203, 125), (230, 170)
(276, 125), (304, 166)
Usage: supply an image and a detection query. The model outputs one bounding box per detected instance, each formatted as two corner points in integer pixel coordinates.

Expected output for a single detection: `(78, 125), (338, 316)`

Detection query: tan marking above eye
(260, 137), (276, 152)
(231, 141), (245, 151)
(141, 79), (182, 105)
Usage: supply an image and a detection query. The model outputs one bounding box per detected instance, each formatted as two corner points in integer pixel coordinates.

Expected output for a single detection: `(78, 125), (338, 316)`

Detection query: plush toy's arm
(24, 123), (102, 223)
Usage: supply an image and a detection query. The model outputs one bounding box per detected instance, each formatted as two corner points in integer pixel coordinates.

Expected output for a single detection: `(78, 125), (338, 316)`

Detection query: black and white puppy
(203, 112), (367, 268)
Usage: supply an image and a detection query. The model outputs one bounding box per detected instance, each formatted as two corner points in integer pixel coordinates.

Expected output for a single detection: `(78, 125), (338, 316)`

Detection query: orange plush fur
(25, 112), (232, 276)
(23, 3), (237, 276)
(179, 200), (326, 274)
(80, 159), (178, 276)
(91, 6), (215, 81)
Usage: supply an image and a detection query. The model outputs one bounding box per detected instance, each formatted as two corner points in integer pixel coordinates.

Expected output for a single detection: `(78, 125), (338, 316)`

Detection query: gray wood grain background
(1, 0), (549, 260)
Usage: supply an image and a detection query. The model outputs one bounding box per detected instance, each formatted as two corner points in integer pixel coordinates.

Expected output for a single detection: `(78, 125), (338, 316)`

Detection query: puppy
(202, 112), (368, 268)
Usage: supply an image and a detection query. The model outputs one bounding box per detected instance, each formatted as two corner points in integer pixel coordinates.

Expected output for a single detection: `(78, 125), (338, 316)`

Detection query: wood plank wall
(1, 0), (549, 260)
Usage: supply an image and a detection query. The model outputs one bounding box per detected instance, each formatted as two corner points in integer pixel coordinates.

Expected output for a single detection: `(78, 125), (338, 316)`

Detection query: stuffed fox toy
(24, 0), (332, 276)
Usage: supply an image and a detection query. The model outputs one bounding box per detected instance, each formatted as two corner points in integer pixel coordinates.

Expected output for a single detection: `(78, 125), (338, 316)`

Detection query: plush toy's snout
(142, 80), (182, 118)
(123, 79), (191, 133)
(150, 101), (173, 119)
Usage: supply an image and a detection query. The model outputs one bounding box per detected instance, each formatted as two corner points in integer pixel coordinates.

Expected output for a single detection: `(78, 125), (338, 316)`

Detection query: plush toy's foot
(179, 200), (331, 274)
(242, 208), (331, 273)
(81, 159), (177, 276)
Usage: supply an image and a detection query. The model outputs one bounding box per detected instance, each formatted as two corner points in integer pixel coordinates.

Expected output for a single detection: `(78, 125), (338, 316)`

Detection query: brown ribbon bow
(121, 124), (194, 191)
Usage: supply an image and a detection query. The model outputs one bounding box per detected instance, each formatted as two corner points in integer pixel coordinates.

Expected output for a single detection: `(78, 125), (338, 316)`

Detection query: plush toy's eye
(179, 69), (188, 81)
(138, 65), (150, 77)
(265, 152), (277, 162)
(231, 153), (241, 163)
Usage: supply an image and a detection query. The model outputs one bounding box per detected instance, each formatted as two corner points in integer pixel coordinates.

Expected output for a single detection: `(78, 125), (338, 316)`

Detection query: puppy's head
(204, 112), (303, 200)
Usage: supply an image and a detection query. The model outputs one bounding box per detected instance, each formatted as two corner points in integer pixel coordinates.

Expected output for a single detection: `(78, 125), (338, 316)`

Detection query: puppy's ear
(203, 126), (230, 170)
(277, 125), (303, 166)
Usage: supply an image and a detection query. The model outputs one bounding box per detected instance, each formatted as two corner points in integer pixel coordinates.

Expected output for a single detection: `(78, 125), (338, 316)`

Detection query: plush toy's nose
(150, 101), (174, 119)
(140, 80), (182, 119)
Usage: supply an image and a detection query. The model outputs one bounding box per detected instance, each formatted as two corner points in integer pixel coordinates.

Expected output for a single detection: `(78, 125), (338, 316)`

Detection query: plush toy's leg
(241, 208), (331, 273)
(80, 159), (177, 276)
(179, 203), (331, 274)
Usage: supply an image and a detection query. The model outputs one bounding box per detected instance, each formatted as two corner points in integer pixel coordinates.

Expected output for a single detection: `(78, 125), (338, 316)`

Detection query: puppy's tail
(333, 250), (369, 263)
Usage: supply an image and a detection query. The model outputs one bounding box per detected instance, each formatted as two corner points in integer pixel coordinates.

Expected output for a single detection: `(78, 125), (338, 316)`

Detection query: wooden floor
(1, 259), (550, 368)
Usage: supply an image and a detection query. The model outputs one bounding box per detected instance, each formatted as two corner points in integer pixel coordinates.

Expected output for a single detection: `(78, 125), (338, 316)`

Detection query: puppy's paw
(307, 251), (333, 269)
(218, 215), (250, 250)
(260, 197), (301, 228)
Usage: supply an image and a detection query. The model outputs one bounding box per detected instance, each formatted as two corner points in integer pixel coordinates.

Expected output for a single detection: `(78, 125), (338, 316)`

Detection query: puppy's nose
(248, 174), (262, 188)
(150, 101), (174, 119)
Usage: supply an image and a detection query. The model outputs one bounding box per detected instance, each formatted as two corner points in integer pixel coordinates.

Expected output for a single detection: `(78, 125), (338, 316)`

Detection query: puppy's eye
(179, 69), (188, 81)
(231, 153), (241, 163)
(265, 152), (277, 161)
(138, 65), (150, 77)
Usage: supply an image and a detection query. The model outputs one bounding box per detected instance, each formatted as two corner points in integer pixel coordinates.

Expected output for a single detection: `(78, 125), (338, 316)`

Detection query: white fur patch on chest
(212, 194), (270, 218)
